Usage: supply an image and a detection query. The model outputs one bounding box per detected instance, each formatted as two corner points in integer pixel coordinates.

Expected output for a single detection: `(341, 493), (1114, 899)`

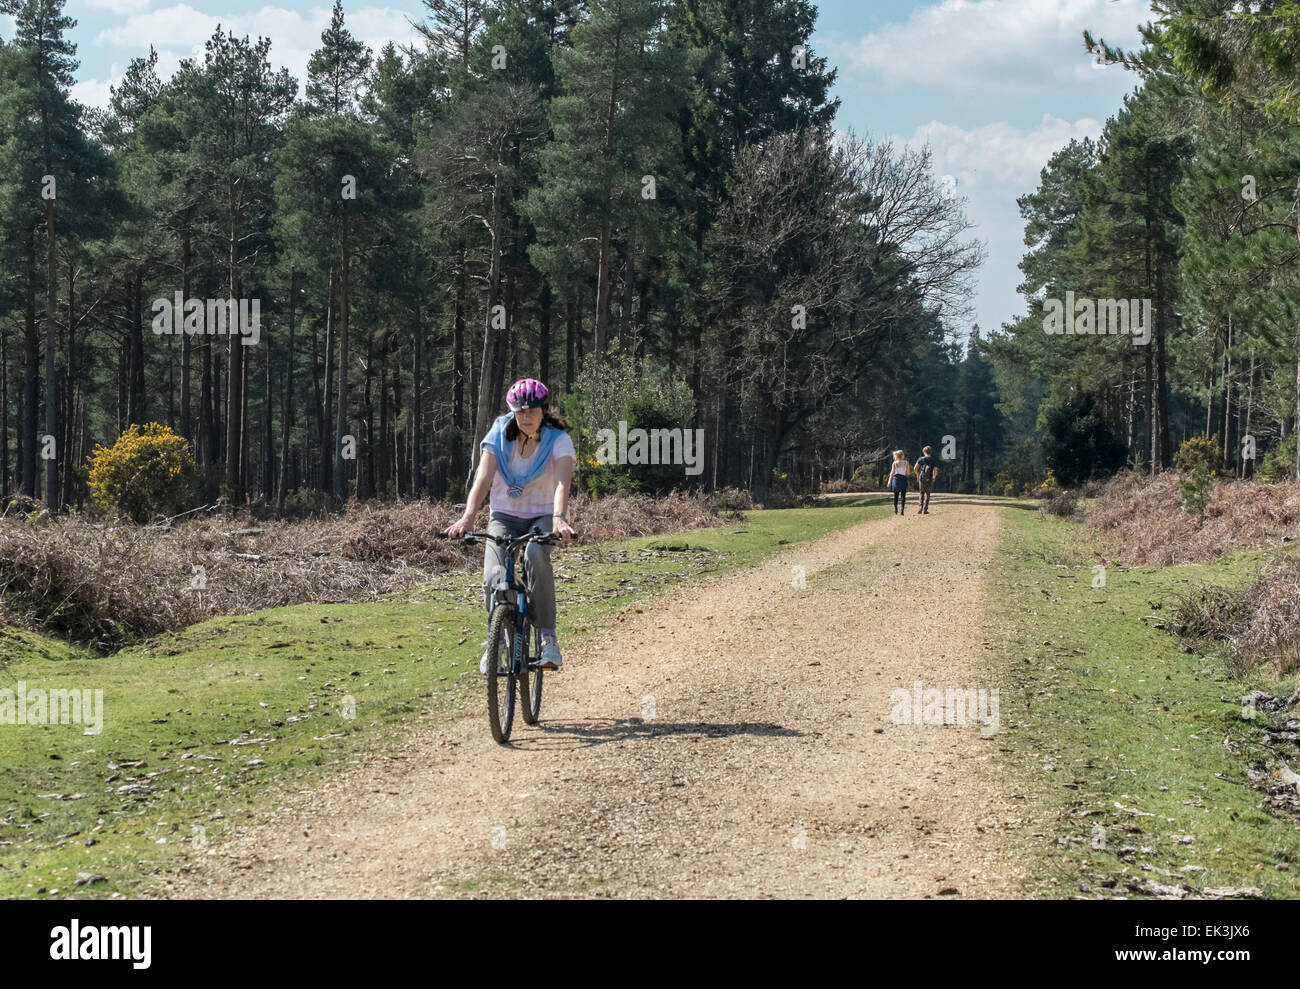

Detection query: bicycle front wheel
(486, 603), (516, 744)
(519, 621), (543, 725)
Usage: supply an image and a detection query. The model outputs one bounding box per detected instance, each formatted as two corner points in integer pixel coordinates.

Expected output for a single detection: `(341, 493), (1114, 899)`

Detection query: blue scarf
(484, 412), (561, 499)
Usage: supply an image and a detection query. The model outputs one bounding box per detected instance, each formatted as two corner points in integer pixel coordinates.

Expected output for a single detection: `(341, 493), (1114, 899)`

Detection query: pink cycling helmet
(506, 378), (549, 411)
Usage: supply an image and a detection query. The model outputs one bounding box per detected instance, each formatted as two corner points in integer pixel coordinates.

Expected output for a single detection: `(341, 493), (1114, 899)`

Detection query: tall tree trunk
(362, 332), (375, 500)
(241, 322), (250, 500)
(335, 221), (351, 504)
(277, 270), (297, 512)
(263, 316), (274, 501)
(414, 305), (426, 495)
(1144, 346), (1154, 475)
(617, 251), (633, 353)
(225, 238), (245, 502)
(1294, 328), (1300, 480)
(63, 264), (76, 508)
(594, 214), (613, 358)
(460, 253), (474, 432)
(1154, 269), (1171, 471)
(1, 328), (8, 501)
(1222, 316), (1233, 470)
(321, 267), (335, 495)
(390, 330), (403, 495)
(1294, 178), (1300, 480)
(471, 176), (506, 474)
(44, 199), (58, 511)
(1243, 349), (1256, 479)
(180, 229), (192, 443)
(128, 266), (145, 426)
(21, 220), (37, 499)
(378, 333), (389, 497)
(635, 273), (649, 360)
(539, 277), (552, 386)
(199, 341), (212, 465)
(565, 294), (577, 393)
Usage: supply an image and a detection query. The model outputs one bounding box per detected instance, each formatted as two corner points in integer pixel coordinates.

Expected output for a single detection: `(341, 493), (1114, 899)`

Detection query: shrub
(849, 464), (877, 490)
(1042, 487), (1078, 517)
(1178, 465), (1214, 515)
(86, 423), (199, 523)
(1081, 478), (1107, 499)
(1174, 436), (1218, 515)
(820, 478), (853, 494)
(564, 354), (696, 496)
(1259, 433), (1297, 483)
(1173, 557), (1300, 675)
(989, 470), (1016, 496)
(1171, 584), (1249, 643)
(1173, 435), (1220, 476)
(764, 468), (797, 508)
(707, 487), (754, 513)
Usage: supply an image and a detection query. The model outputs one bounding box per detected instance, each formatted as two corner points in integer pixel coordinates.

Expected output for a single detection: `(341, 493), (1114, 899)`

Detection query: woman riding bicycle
(443, 378), (576, 672)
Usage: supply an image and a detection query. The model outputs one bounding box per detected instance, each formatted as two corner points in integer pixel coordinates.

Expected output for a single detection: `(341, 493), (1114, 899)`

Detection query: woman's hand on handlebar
(443, 513), (474, 539)
(552, 517), (577, 541)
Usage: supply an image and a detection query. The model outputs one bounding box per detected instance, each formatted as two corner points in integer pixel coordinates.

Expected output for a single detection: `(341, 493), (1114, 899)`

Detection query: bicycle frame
(479, 530), (559, 674)
(493, 546), (531, 674)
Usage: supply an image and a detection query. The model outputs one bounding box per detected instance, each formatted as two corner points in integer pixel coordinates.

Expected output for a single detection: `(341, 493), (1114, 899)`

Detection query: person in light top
(888, 449), (911, 515)
(444, 378), (576, 671)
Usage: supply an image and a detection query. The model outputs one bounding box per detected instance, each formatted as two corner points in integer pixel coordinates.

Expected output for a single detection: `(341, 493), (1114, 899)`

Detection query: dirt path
(158, 497), (1039, 899)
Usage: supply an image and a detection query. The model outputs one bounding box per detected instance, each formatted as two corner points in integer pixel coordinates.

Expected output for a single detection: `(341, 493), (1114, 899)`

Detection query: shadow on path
(509, 717), (803, 750)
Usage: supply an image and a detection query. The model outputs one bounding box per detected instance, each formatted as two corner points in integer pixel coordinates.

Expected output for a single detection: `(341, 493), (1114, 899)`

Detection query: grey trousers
(481, 511), (556, 629)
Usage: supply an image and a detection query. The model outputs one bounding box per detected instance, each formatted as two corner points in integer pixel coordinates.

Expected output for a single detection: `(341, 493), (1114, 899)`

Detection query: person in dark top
(915, 446), (939, 515)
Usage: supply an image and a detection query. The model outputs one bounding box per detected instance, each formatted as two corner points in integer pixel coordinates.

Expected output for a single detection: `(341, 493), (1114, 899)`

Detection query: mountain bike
(456, 528), (562, 743)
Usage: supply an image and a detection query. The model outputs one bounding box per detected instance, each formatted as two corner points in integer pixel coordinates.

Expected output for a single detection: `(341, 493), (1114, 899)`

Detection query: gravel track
(158, 497), (1038, 899)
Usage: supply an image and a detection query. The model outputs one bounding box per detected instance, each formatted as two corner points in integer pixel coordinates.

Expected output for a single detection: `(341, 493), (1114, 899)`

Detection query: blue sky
(21, 0), (1152, 336)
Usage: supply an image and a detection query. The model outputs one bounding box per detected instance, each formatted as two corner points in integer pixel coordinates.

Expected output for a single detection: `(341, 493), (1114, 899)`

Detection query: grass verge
(991, 506), (1300, 899)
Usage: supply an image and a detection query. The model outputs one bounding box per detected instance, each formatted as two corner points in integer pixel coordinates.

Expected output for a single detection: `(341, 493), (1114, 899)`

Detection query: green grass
(0, 501), (889, 899)
(991, 507), (1300, 899)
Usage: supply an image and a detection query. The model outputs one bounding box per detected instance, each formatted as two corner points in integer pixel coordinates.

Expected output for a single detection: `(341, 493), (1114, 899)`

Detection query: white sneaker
(480, 645), (490, 675)
(540, 639), (562, 671)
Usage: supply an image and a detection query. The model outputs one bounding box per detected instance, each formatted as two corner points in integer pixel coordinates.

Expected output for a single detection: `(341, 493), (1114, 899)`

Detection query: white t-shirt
(485, 429), (576, 518)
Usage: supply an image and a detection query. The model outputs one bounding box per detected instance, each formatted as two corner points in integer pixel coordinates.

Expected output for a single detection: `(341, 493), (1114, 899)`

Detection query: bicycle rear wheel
(519, 621), (543, 725)
(486, 603), (516, 744)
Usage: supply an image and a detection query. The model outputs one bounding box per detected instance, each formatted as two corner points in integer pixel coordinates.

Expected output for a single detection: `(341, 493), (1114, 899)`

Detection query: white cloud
(833, 0), (1148, 90)
(906, 114), (1103, 194)
(95, 4), (220, 53)
(87, 0), (156, 14)
(898, 115), (1105, 330)
(72, 76), (117, 111)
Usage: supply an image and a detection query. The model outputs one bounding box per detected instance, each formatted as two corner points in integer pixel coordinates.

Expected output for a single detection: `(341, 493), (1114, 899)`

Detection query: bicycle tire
(486, 603), (516, 743)
(519, 621), (543, 725)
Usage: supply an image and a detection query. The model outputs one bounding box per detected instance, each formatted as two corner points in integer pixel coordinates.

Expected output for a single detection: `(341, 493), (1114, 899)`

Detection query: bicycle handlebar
(439, 528), (566, 547)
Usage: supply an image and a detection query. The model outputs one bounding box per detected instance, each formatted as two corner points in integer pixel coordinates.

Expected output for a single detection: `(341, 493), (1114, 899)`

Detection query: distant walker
(915, 445), (938, 515)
